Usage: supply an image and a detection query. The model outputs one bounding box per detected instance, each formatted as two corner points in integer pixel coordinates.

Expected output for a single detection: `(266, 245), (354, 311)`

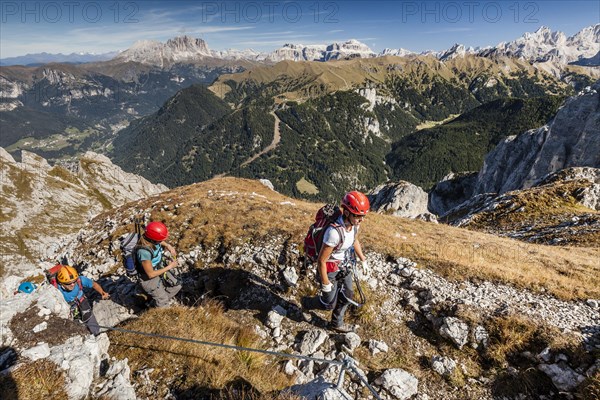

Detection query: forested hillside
(110, 55), (589, 200)
(387, 96), (566, 189)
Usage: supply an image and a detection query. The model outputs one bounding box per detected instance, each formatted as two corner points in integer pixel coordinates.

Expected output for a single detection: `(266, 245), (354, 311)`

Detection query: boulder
(368, 339), (389, 355)
(265, 306), (287, 329)
(471, 325), (490, 349)
(368, 181), (429, 218)
(299, 329), (328, 355)
(428, 172), (478, 216)
(287, 376), (352, 400)
(431, 355), (457, 377)
(439, 317), (469, 349)
(538, 362), (585, 391)
(375, 368), (419, 400)
(92, 300), (134, 331)
(343, 332), (361, 352)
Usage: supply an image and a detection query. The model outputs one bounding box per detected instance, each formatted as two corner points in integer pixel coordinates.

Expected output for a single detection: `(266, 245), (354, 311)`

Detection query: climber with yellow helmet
(55, 265), (109, 335)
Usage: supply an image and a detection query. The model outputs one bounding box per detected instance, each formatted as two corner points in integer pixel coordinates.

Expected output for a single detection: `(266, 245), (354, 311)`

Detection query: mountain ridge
(4, 24), (596, 67)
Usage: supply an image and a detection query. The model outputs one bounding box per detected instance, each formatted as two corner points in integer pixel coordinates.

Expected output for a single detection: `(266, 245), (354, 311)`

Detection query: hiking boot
(327, 322), (357, 333)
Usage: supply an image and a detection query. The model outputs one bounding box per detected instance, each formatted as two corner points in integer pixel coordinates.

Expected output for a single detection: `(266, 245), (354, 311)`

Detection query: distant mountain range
(1, 23), (597, 181)
(0, 51), (119, 66)
(2, 24), (598, 66)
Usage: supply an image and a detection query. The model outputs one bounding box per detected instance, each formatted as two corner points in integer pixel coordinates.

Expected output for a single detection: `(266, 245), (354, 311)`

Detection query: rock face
(0, 149), (167, 277)
(266, 39), (376, 62)
(428, 172), (478, 216)
(368, 181), (431, 218)
(473, 84), (600, 195)
(442, 167), (600, 245)
(480, 25), (600, 65)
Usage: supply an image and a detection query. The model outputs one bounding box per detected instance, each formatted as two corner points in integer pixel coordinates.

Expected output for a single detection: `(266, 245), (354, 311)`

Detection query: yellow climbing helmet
(57, 265), (79, 284)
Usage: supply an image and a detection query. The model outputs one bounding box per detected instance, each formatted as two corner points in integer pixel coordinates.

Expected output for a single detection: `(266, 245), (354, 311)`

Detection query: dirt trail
(212, 111), (282, 179)
(239, 111), (281, 168)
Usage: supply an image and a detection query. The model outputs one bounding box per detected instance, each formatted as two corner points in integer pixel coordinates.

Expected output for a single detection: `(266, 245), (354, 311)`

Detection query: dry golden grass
(100, 178), (599, 301)
(208, 55), (583, 102)
(483, 314), (588, 370)
(464, 179), (600, 247)
(484, 315), (541, 367)
(576, 370), (600, 400)
(0, 359), (68, 400)
(108, 300), (294, 396)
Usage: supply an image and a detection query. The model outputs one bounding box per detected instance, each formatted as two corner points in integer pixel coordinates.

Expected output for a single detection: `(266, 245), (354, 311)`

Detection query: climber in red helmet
(318, 191), (370, 333)
(134, 221), (181, 307)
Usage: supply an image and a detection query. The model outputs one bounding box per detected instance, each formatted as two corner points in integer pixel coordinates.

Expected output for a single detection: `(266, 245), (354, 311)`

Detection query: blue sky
(1, 1), (598, 58)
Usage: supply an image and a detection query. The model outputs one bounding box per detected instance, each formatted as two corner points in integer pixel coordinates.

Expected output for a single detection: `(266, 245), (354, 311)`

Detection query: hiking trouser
(318, 269), (354, 327)
(140, 275), (181, 308)
(78, 297), (100, 336)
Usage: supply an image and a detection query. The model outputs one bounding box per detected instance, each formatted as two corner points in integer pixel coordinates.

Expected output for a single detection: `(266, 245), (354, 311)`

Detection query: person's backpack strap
(134, 245), (155, 276)
(330, 222), (346, 253)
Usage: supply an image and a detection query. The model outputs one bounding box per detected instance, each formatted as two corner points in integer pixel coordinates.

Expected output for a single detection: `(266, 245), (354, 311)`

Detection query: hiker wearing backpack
(134, 221), (181, 307)
(55, 265), (109, 335)
(303, 191), (370, 333)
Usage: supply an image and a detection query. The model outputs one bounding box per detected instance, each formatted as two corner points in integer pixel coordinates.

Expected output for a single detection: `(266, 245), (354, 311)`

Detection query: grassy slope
(97, 178), (599, 301)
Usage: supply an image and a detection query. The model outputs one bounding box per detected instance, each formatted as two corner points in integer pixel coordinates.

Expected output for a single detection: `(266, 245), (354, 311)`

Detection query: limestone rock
(474, 83), (600, 195)
(259, 179), (275, 190)
(368, 181), (429, 218)
(428, 172), (478, 216)
(368, 339), (389, 355)
(94, 358), (137, 400)
(431, 355), (457, 377)
(265, 306), (287, 329)
(287, 376), (352, 400)
(439, 317), (469, 349)
(375, 368), (419, 400)
(538, 362), (585, 391)
(21, 343), (50, 361)
(299, 329), (328, 355)
(48, 334), (110, 400)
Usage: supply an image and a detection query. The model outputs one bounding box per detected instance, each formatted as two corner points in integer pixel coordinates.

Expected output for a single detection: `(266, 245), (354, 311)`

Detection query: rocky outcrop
(443, 167), (600, 245)
(428, 172), (478, 216)
(536, 167), (600, 210)
(0, 149), (167, 278)
(473, 83), (600, 195)
(368, 181), (434, 219)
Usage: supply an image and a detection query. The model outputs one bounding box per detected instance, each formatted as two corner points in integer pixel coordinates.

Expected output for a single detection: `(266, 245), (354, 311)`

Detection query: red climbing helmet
(341, 191), (370, 216)
(144, 221), (169, 242)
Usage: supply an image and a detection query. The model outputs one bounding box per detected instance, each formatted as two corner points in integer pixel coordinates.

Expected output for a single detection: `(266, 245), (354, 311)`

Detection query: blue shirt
(58, 276), (93, 303)
(136, 244), (163, 269)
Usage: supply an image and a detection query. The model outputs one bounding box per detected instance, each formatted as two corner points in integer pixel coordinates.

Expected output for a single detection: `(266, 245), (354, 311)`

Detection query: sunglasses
(62, 281), (76, 287)
(350, 213), (366, 219)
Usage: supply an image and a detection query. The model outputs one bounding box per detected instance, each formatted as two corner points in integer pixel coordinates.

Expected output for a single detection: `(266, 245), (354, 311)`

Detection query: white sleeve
(323, 226), (341, 248)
